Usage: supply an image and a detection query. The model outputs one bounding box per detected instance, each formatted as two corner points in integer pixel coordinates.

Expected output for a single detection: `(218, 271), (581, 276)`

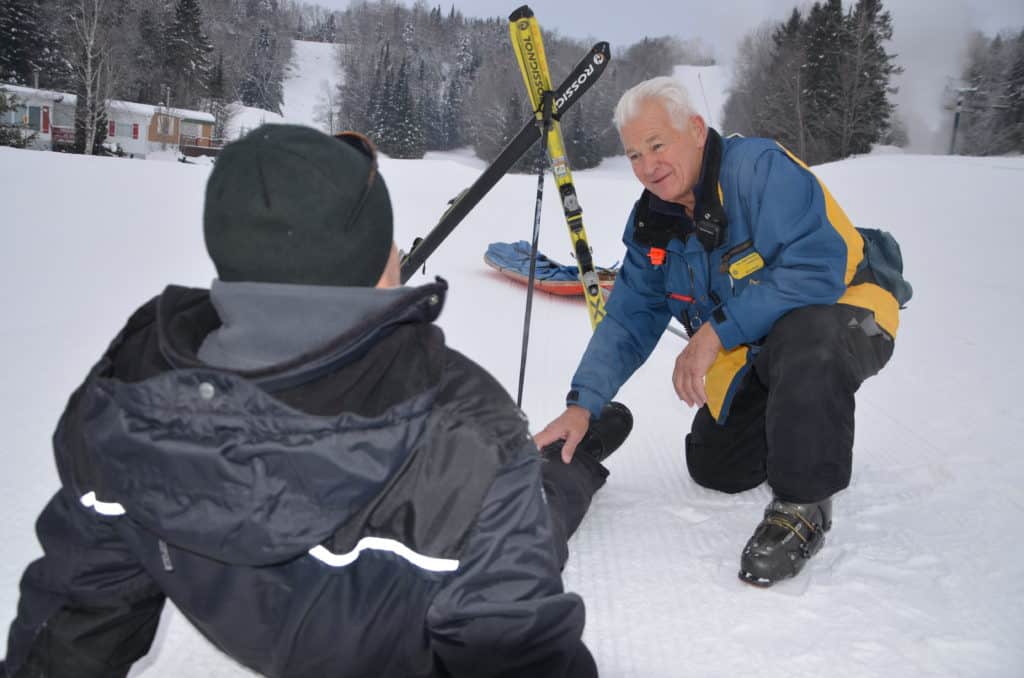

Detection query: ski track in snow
(0, 40), (1022, 678)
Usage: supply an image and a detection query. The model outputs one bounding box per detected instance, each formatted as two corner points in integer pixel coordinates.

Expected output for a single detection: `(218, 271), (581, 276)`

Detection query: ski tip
(508, 5), (534, 21)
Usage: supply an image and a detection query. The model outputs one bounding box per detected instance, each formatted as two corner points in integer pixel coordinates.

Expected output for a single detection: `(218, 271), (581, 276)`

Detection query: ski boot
(541, 401), (633, 464)
(738, 496), (832, 587)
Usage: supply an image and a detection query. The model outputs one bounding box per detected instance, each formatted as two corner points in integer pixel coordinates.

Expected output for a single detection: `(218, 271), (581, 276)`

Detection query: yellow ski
(508, 5), (607, 329)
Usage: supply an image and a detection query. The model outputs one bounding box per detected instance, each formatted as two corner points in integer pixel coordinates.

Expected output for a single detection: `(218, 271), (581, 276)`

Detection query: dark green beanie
(203, 124), (393, 287)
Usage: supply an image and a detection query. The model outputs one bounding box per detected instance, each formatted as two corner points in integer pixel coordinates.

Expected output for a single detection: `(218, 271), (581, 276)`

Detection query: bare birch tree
(66, 0), (117, 155)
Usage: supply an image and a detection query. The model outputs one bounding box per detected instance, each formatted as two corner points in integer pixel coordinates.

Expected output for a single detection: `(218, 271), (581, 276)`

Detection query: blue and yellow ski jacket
(568, 131), (902, 424)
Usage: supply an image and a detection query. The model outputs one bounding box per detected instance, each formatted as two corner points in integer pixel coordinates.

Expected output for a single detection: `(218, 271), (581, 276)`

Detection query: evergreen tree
(321, 14), (337, 42)
(999, 30), (1024, 152)
(129, 8), (166, 104)
(165, 0), (214, 109)
(386, 57), (424, 158)
(439, 74), (463, 150)
(563, 104), (602, 170)
(0, 90), (31, 147)
(365, 42), (392, 145)
(0, 0), (63, 86)
(767, 11), (814, 157)
(207, 53), (233, 141)
(800, 0), (846, 162)
(961, 33), (1006, 155)
(833, 0), (899, 158)
(480, 89), (529, 169)
(725, 1), (899, 163)
(417, 58), (443, 150)
(438, 33), (476, 150)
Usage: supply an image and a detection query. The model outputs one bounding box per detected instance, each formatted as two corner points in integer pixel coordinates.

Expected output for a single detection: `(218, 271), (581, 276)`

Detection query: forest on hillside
(2, 0), (1021, 162)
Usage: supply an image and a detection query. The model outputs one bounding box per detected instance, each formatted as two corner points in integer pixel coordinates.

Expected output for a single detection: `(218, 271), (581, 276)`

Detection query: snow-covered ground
(279, 39), (341, 131)
(1, 39), (1023, 678)
(221, 40), (340, 139)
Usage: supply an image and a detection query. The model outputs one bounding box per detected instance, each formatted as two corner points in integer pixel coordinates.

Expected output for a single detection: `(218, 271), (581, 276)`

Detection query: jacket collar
(157, 278), (448, 392)
(198, 281), (416, 371)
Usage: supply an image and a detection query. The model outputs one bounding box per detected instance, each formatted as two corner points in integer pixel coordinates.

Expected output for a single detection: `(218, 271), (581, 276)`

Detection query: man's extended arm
(4, 489), (165, 678)
(427, 453), (596, 678)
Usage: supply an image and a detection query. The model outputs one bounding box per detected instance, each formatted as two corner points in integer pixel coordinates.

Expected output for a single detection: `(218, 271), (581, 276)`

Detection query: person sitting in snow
(535, 77), (911, 587)
(0, 124), (632, 678)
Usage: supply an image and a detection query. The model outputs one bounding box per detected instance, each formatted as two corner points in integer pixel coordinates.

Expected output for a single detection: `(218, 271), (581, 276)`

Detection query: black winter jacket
(3, 280), (596, 678)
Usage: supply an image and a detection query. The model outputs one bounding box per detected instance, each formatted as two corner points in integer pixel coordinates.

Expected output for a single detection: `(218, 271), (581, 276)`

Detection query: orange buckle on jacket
(648, 247), (666, 265)
(668, 292), (694, 303)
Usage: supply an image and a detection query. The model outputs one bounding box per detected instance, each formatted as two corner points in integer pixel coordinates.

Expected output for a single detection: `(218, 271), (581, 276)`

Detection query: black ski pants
(685, 304), (894, 504)
(541, 452), (609, 569)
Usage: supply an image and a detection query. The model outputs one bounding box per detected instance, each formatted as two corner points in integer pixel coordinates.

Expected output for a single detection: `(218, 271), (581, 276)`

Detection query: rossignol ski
(399, 41), (611, 284)
(508, 5), (607, 329)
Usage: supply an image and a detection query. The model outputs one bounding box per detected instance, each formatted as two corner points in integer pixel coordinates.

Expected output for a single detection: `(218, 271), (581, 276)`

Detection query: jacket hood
(74, 281), (448, 566)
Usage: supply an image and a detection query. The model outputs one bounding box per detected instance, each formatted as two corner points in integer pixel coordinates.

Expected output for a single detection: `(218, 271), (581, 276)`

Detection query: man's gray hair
(613, 76), (696, 133)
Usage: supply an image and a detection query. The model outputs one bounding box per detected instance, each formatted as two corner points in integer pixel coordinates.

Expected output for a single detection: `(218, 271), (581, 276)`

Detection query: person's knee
(765, 306), (854, 386)
(685, 433), (764, 494)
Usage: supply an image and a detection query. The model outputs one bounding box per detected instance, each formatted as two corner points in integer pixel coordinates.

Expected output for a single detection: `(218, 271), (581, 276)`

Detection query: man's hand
(672, 323), (723, 408)
(533, 406), (591, 464)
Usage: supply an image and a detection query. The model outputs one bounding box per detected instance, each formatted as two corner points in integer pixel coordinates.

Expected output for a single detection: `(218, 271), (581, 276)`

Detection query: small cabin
(0, 84), (65, 150)
(148, 106), (217, 157)
(1, 84), (220, 157)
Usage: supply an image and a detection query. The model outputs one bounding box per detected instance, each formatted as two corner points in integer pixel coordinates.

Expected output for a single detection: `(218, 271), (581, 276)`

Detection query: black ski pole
(516, 91), (554, 408)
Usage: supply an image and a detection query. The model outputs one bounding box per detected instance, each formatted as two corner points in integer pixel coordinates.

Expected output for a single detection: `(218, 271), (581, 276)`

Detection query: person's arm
(710, 148), (851, 350)
(427, 453), (596, 678)
(568, 206), (672, 418)
(4, 489), (165, 678)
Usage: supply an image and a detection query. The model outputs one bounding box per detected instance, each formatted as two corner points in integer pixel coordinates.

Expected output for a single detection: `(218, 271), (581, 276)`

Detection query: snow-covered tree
(416, 58), (444, 150)
(164, 0), (214, 109)
(62, 0), (118, 155)
(1002, 30), (1024, 151)
(831, 0), (900, 158)
(239, 24), (285, 114)
(207, 52), (234, 141)
(724, 0), (899, 163)
(0, 0), (63, 86)
(563, 103), (603, 170)
(386, 57), (425, 158)
(0, 90), (32, 147)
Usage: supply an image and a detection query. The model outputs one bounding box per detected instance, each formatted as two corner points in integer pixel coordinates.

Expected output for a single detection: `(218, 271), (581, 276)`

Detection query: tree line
(0, 0), (297, 154)
(954, 28), (1024, 155)
(5, 0), (1019, 163)
(330, 1), (711, 170)
(723, 0), (901, 165)
(0, 0), (709, 165)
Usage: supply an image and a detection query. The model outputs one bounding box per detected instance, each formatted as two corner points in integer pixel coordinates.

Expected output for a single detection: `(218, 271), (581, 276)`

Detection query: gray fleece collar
(198, 280), (413, 371)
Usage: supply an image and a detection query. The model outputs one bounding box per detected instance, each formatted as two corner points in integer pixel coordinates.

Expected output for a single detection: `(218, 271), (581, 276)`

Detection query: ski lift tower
(942, 79), (978, 155)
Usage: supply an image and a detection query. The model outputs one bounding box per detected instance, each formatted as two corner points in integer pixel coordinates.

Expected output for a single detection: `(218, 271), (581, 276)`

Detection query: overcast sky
(315, 1), (1024, 150)
(320, 0), (1024, 60)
